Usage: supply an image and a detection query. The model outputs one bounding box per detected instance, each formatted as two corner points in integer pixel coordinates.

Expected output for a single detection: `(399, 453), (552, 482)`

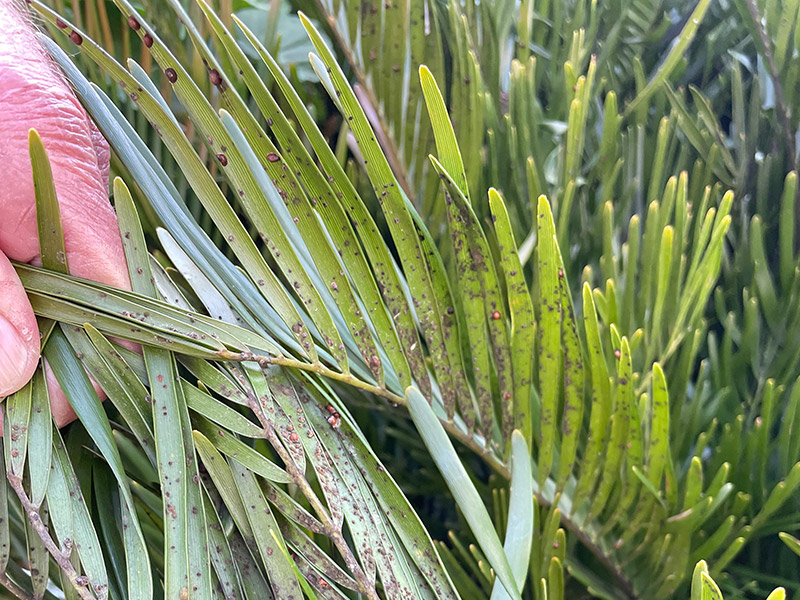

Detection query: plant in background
(1, 0), (799, 599)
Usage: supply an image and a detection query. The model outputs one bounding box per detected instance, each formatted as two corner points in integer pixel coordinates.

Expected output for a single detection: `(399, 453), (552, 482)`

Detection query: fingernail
(0, 315), (29, 396)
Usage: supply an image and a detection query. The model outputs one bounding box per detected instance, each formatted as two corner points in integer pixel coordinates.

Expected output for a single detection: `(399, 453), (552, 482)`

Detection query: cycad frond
(1, 0), (799, 599)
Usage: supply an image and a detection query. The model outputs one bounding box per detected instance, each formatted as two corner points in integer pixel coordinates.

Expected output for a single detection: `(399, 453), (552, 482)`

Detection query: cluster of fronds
(1, 0), (800, 599)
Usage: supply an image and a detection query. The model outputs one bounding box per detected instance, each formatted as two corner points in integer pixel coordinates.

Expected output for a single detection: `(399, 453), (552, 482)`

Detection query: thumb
(0, 250), (39, 397)
(0, 2), (127, 290)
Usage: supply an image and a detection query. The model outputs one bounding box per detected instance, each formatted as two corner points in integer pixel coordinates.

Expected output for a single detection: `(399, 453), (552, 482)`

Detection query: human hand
(0, 1), (130, 424)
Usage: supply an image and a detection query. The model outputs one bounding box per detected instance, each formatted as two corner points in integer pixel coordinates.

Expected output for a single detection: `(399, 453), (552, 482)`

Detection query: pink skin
(0, 1), (130, 425)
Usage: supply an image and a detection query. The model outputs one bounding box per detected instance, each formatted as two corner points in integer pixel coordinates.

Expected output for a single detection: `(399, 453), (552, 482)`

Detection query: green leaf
(114, 177), (207, 600)
(406, 386), (521, 600)
(752, 463), (800, 529)
(490, 431), (533, 600)
(555, 253), (586, 492)
(778, 531), (800, 557)
(700, 572), (723, 600)
(430, 156), (513, 437)
(92, 466), (128, 600)
(687, 87), (736, 177)
(572, 284), (611, 509)
(233, 14), (427, 393)
(45, 326), (153, 600)
(638, 201), (661, 325)
(34, 6), (314, 362)
(228, 531), (273, 600)
(28, 129), (69, 352)
(300, 12), (466, 413)
(589, 337), (633, 519)
(3, 382), (32, 480)
(179, 357), (248, 406)
(230, 460), (303, 597)
(547, 557), (565, 600)
(691, 560), (708, 600)
(647, 363), (670, 489)
(489, 189), (536, 448)
(621, 215), (640, 333)
(649, 226), (674, 356)
(194, 418), (290, 484)
(80, 324), (156, 466)
(202, 492), (244, 600)
(183, 382), (263, 439)
(30, 127), (68, 347)
(270, 529), (320, 600)
(27, 367), (51, 509)
(537, 195), (561, 485)
(192, 432), (253, 539)
(750, 215), (779, 329)
(48, 428), (109, 595)
(625, 0), (713, 116)
(29, 129), (67, 274)
(779, 172), (797, 290)
(419, 65), (470, 200)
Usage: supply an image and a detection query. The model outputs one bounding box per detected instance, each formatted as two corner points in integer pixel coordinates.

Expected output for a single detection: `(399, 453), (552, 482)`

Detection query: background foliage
(2, 0), (800, 598)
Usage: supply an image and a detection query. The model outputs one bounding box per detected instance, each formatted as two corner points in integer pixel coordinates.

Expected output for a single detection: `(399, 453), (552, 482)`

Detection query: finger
(0, 4), (131, 425)
(45, 359), (78, 427)
(0, 2), (129, 291)
(0, 251), (39, 397)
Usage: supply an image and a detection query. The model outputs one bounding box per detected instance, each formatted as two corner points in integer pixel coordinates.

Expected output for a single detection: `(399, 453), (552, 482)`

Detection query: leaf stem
(6, 474), (95, 600)
(224, 350), (638, 598)
(228, 363), (380, 600)
(265, 423), (379, 600)
(225, 351), (509, 475)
